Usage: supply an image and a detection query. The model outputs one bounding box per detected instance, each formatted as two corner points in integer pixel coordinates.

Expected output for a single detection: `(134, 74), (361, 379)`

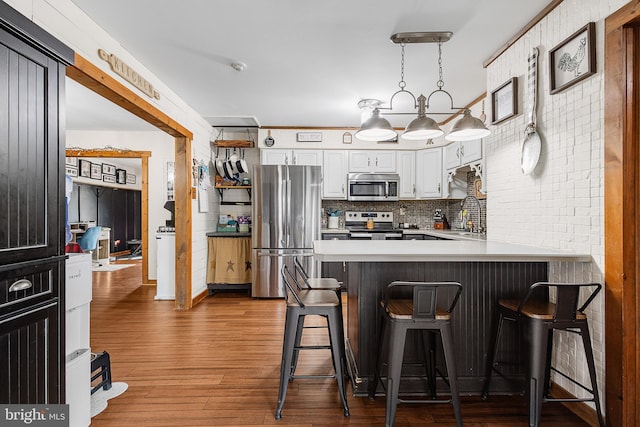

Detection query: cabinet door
(0, 28), (64, 264)
(416, 148), (442, 198)
(397, 151), (416, 199)
(293, 150), (323, 166)
(260, 149), (290, 165)
(0, 300), (61, 404)
(444, 142), (461, 170)
(322, 151), (348, 199)
(373, 151), (396, 173)
(460, 139), (482, 165)
(348, 151), (371, 172)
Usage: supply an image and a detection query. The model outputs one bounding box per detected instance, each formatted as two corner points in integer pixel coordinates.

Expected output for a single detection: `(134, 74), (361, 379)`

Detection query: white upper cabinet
(397, 151), (416, 199)
(292, 150), (323, 166)
(415, 148), (443, 199)
(348, 151), (396, 173)
(261, 149), (291, 165)
(260, 149), (323, 166)
(444, 140), (482, 170)
(322, 151), (349, 199)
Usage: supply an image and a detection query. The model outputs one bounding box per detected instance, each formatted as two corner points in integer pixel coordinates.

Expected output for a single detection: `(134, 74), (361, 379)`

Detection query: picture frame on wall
(79, 159), (91, 178)
(90, 163), (102, 180)
(491, 77), (518, 124)
(549, 22), (596, 94)
(103, 174), (116, 184)
(65, 157), (77, 167)
(126, 173), (136, 184)
(65, 166), (78, 177)
(116, 168), (127, 184)
(102, 163), (116, 175)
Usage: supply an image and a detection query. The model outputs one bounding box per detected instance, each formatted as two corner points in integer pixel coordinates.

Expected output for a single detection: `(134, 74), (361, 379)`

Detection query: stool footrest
(398, 397), (452, 405)
(292, 374), (336, 380)
(295, 345), (331, 350)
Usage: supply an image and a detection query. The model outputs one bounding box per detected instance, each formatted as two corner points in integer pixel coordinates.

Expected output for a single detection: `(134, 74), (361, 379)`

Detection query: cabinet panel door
(0, 29), (63, 263)
(293, 150), (322, 166)
(322, 151), (348, 199)
(260, 149), (290, 165)
(348, 151), (371, 172)
(460, 139), (482, 165)
(0, 300), (61, 404)
(397, 151), (416, 199)
(373, 151), (396, 173)
(444, 142), (461, 170)
(416, 149), (442, 198)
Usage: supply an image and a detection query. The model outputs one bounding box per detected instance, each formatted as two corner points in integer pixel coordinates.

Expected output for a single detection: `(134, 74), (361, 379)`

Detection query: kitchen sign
(98, 49), (161, 99)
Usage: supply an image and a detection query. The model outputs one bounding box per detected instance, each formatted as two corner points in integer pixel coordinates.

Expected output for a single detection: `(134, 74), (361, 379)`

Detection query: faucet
(460, 195), (483, 233)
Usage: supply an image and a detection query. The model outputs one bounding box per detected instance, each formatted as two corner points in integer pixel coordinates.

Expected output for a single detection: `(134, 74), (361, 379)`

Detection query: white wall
(8, 0), (220, 297)
(484, 0), (628, 408)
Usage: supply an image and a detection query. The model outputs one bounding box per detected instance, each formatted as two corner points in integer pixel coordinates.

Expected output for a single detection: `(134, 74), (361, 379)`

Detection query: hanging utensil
(479, 99), (487, 124)
(521, 47), (541, 175)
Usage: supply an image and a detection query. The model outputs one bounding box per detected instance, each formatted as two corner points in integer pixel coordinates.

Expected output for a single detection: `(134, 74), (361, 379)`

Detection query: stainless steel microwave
(347, 173), (400, 201)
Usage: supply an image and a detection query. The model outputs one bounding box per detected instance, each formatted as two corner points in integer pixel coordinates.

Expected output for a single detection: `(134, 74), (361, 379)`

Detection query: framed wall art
(126, 173), (136, 184)
(103, 174), (116, 184)
(79, 159), (91, 178)
(102, 163), (116, 175)
(65, 166), (78, 177)
(90, 163), (102, 180)
(491, 77), (518, 124)
(116, 168), (127, 184)
(65, 157), (77, 167)
(549, 22), (596, 94)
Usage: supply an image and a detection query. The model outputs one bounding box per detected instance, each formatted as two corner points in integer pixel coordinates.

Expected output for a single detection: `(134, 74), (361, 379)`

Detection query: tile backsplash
(323, 171), (486, 230)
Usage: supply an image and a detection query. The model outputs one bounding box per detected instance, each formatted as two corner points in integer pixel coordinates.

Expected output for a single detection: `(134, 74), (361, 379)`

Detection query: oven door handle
(384, 233), (403, 239)
(349, 232), (373, 239)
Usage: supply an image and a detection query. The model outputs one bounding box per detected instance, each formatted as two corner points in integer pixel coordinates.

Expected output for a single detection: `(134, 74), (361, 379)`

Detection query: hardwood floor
(89, 262), (590, 426)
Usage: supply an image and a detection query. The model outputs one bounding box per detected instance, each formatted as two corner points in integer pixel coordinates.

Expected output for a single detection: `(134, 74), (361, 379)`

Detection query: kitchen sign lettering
(98, 49), (161, 99)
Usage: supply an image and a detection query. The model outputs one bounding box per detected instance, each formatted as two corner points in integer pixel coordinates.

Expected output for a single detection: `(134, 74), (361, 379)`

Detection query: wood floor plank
(89, 262), (590, 426)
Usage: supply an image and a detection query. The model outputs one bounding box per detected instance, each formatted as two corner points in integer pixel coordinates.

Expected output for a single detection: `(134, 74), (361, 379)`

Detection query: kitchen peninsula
(313, 239), (591, 395)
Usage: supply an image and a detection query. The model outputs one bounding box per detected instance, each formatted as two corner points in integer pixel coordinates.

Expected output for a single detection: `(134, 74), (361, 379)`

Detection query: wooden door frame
(65, 149), (151, 283)
(604, 1), (640, 425)
(66, 53), (194, 310)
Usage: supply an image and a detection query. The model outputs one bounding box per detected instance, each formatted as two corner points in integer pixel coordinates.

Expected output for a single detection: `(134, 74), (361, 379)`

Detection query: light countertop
(313, 239), (591, 263)
(320, 228), (486, 241)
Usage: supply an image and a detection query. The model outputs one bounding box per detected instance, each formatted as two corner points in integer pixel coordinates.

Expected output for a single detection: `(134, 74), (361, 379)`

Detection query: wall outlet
(399, 208), (406, 216)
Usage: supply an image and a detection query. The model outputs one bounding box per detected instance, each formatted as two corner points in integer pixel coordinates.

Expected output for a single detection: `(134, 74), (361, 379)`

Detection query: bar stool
(290, 256), (343, 375)
(369, 281), (463, 427)
(294, 256), (342, 293)
(482, 282), (605, 427)
(275, 264), (350, 420)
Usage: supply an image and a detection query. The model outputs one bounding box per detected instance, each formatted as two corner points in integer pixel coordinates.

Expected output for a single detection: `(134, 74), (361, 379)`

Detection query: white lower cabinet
(416, 148), (443, 199)
(322, 151), (348, 199)
(397, 151), (416, 199)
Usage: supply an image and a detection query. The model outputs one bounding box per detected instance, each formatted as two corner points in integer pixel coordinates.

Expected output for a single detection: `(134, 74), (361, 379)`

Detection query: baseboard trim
(549, 382), (604, 426)
(192, 289), (208, 306)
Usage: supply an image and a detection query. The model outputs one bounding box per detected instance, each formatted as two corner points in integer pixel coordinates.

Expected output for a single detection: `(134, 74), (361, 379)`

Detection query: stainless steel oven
(347, 173), (399, 201)
(345, 211), (403, 240)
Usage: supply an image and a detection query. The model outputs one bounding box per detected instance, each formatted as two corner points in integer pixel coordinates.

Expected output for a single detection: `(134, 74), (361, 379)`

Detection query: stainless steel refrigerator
(252, 165), (321, 297)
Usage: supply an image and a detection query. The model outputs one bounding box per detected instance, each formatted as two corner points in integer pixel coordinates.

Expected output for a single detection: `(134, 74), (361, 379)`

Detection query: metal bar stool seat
(370, 281), (463, 427)
(275, 264), (350, 420)
(482, 282), (605, 427)
(294, 256), (342, 292)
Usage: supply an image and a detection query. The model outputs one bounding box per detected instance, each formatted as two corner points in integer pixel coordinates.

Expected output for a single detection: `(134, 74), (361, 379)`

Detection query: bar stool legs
(275, 305), (349, 420)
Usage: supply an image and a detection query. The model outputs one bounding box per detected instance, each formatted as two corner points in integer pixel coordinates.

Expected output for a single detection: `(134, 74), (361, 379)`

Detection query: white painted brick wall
(485, 0), (627, 409)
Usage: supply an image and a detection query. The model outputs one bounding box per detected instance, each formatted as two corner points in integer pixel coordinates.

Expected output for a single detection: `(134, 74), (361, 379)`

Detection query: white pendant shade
(445, 109), (491, 141)
(402, 115), (444, 140)
(354, 108), (398, 141)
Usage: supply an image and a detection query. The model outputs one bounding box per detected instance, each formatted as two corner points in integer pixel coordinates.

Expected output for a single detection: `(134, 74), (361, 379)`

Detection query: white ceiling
(66, 0), (551, 130)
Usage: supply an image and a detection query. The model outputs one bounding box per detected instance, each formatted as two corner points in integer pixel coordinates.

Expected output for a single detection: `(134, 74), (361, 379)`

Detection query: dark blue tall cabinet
(0, 1), (73, 403)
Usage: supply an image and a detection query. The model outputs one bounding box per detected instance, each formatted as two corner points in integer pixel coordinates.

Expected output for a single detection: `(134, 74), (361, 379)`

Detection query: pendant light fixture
(355, 31), (490, 142)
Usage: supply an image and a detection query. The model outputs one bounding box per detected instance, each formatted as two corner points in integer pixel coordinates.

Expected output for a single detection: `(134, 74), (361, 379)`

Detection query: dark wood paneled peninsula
(313, 240), (591, 396)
